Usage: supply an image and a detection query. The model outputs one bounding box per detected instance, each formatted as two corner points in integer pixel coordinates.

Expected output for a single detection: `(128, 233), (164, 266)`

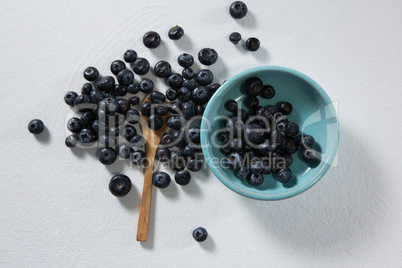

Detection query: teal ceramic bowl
(200, 66), (339, 200)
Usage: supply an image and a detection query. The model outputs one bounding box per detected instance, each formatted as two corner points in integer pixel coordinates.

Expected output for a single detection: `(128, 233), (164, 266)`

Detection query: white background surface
(1, 0), (402, 267)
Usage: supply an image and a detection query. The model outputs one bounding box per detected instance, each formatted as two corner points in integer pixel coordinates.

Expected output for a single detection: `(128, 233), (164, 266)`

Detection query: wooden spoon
(137, 95), (170, 242)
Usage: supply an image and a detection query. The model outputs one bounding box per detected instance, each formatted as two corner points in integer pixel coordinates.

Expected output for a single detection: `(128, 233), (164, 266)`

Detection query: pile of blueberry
(219, 77), (321, 185)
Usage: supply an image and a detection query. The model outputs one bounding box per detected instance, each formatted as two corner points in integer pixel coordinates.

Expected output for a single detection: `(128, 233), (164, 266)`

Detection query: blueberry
(276, 121), (287, 132)
(140, 102), (155, 117)
(130, 134), (146, 148)
(178, 53), (194, 68)
(153, 172), (171, 188)
(192, 86), (211, 105)
(115, 99), (130, 115)
(227, 152), (243, 170)
(255, 107), (272, 121)
(187, 127), (200, 144)
(266, 105), (279, 115)
(236, 167), (250, 181)
(139, 78), (154, 94)
(183, 79), (196, 90)
(182, 68), (195, 80)
(129, 97), (140, 106)
(226, 117), (244, 137)
(110, 60), (126, 75)
(78, 128), (97, 144)
(302, 148), (321, 163)
(261, 158), (272, 174)
(244, 96), (259, 109)
(109, 174), (132, 197)
(90, 88), (103, 103)
(257, 139), (276, 155)
(123, 49), (137, 63)
(98, 148), (117, 165)
(156, 147), (171, 162)
(196, 69), (214, 86)
(74, 94), (97, 112)
(286, 122), (299, 137)
(170, 151), (187, 171)
(229, 1), (248, 19)
(230, 137), (244, 152)
(178, 87), (192, 102)
(125, 109), (140, 124)
(225, 100), (238, 112)
(147, 114), (163, 130)
(183, 143), (200, 158)
(154, 60), (172, 78)
(28, 119), (45, 135)
(182, 102), (195, 120)
(175, 170), (191, 186)
(80, 111), (96, 127)
(167, 73), (183, 88)
(245, 123), (266, 145)
(261, 85), (275, 99)
(131, 150), (146, 166)
(244, 77), (263, 96)
(143, 31), (161, 49)
(277, 168), (292, 183)
(166, 88), (178, 101)
(208, 83), (221, 94)
(272, 130), (286, 147)
(119, 144), (133, 159)
(117, 69), (134, 86)
(81, 83), (92, 95)
(133, 58), (150, 75)
(64, 91), (78, 106)
(229, 32), (242, 44)
(193, 227), (208, 242)
(172, 130), (187, 148)
(196, 105), (205, 115)
(65, 135), (79, 148)
(156, 105), (170, 116)
(114, 84), (127, 97)
(127, 82), (140, 94)
(247, 173), (264, 186)
(67, 117), (82, 133)
(273, 112), (287, 124)
(92, 120), (100, 133)
(278, 101), (293, 115)
(198, 48), (218, 66)
(123, 125), (137, 140)
(187, 158), (203, 172)
(300, 135), (315, 148)
(108, 125), (120, 137)
(83, 66), (99, 81)
(250, 158), (264, 174)
(160, 133), (175, 147)
(170, 102), (182, 114)
(100, 97), (118, 114)
(167, 116), (184, 130)
(150, 91), (166, 104)
(168, 25), (184, 40)
(99, 134), (117, 148)
(246, 37), (260, 52)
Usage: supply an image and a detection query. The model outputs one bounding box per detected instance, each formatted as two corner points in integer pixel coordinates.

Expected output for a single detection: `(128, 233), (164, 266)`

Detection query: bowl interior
(200, 66), (339, 200)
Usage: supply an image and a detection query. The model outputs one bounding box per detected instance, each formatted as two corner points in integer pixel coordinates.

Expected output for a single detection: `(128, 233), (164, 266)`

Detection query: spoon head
(140, 95), (170, 151)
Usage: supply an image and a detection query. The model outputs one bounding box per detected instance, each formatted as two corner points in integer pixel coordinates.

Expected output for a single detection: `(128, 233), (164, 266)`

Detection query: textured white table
(1, 0), (402, 267)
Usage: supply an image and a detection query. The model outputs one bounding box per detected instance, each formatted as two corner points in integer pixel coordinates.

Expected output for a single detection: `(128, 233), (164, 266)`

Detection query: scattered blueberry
(277, 168), (292, 183)
(110, 60), (126, 75)
(143, 31), (161, 49)
(153, 172), (171, 188)
(229, 32), (242, 44)
(247, 173), (264, 186)
(244, 96), (259, 109)
(302, 148), (321, 163)
(160, 133), (175, 147)
(119, 144), (133, 159)
(127, 82), (140, 94)
(64, 91), (78, 106)
(74, 94), (96, 112)
(166, 88), (178, 101)
(141, 102), (155, 117)
(131, 150), (146, 166)
(167, 116), (184, 130)
(170, 151), (187, 170)
(156, 105), (170, 116)
(192, 86), (211, 105)
(156, 147), (171, 162)
(67, 117), (82, 133)
(139, 78), (154, 94)
(183, 79), (196, 90)
(193, 227), (208, 242)
(236, 167), (251, 181)
(123, 125), (137, 141)
(178, 87), (192, 102)
(244, 77), (263, 96)
(150, 91), (166, 104)
(278, 101), (293, 115)
(117, 69), (134, 86)
(260, 85), (275, 99)
(154, 60), (172, 78)
(167, 73), (183, 88)
(97, 76), (116, 92)
(225, 100), (238, 113)
(182, 68), (195, 80)
(123, 49), (137, 63)
(300, 135), (315, 148)
(196, 69), (214, 86)
(178, 53), (194, 68)
(198, 48), (218, 66)
(182, 102), (195, 120)
(133, 58), (150, 75)
(229, 1), (248, 19)
(147, 114), (163, 130)
(98, 147), (117, 165)
(246, 37), (260, 52)
(81, 83), (92, 95)
(129, 97), (140, 106)
(65, 135), (79, 148)
(109, 174), (132, 197)
(125, 109), (141, 124)
(168, 25), (184, 40)
(90, 88), (103, 103)
(114, 84), (127, 97)
(83, 66), (99, 81)
(175, 170), (191, 186)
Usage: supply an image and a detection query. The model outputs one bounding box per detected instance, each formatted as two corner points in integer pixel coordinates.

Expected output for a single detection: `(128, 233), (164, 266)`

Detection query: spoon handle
(136, 144), (156, 242)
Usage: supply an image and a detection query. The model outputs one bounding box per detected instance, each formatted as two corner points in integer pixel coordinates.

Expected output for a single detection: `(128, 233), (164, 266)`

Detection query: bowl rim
(200, 65), (339, 201)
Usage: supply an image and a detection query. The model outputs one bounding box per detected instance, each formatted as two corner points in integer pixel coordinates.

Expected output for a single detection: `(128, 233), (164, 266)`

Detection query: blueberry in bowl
(200, 66), (339, 200)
